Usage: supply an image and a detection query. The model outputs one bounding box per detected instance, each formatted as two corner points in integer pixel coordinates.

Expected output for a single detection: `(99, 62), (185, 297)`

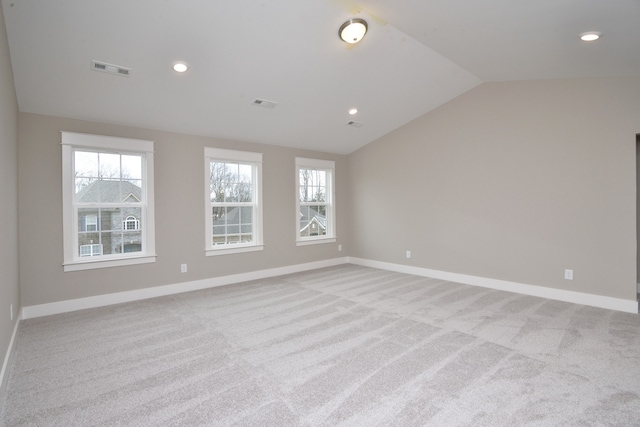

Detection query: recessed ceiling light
(349, 108), (358, 115)
(173, 62), (188, 73)
(580, 32), (601, 42)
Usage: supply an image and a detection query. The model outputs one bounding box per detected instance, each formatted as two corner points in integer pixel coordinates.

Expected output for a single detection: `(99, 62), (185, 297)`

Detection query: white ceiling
(3, 0), (639, 154)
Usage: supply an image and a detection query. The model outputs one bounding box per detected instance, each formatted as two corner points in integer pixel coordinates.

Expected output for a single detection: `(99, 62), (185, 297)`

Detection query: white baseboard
(0, 309), (21, 392)
(348, 257), (639, 314)
(20, 255), (638, 320)
(21, 257), (349, 320)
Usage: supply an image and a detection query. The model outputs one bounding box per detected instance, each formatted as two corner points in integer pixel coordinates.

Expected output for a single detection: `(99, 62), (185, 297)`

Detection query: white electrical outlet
(338, 244), (342, 252)
(406, 250), (411, 259)
(10, 304), (13, 321)
(181, 264), (187, 273)
(564, 269), (573, 280)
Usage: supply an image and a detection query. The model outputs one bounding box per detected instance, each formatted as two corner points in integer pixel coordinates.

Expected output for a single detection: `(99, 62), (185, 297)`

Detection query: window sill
(296, 237), (337, 247)
(63, 254), (157, 272)
(206, 244), (264, 257)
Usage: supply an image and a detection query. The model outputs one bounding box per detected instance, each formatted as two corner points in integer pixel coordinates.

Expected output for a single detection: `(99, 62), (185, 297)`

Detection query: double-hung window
(295, 157), (336, 245)
(205, 147), (263, 255)
(61, 132), (156, 271)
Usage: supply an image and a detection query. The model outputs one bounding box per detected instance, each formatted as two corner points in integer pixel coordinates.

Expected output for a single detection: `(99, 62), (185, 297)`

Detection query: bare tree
(210, 162), (252, 203)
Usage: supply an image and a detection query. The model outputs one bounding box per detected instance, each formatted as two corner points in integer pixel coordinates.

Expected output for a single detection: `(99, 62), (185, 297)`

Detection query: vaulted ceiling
(3, 0), (639, 154)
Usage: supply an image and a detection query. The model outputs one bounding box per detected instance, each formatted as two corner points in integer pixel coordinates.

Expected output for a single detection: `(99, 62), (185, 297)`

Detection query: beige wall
(637, 134), (640, 289)
(18, 113), (347, 306)
(0, 1), (19, 391)
(348, 77), (640, 301)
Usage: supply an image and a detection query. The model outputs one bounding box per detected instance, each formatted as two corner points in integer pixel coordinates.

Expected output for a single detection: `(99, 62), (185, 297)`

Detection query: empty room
(1, 1), (640, 425)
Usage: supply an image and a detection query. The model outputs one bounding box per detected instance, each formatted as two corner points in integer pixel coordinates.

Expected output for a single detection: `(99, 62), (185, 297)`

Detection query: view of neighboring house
(209, 205), (327, 246)
(75, 180), (143, 256)
(299, 206), (326, 237)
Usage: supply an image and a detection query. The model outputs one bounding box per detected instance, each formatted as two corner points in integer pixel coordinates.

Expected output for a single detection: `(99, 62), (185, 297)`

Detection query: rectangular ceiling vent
(346, 120), (364, 128)
(252, 98), (278, 109)
(91, 60), (131, 77)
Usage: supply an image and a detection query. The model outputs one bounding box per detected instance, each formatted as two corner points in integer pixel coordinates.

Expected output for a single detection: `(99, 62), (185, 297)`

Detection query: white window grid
(204, 147), (263, 256)
(62, 132), (156, 271)
(295, 157), (336, 244)
(123, 215), (140, 230)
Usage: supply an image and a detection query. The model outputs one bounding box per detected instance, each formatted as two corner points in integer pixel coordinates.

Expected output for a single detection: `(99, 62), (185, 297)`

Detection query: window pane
(78, 232), (100, 250)
(102, 231), (123, 254)
(238, 182), (252, 202)
(78, 209), (99, 232)
(75, 177), (99, 202)
(299, 204), (327, 236)
(101, 210), (122, 232)
(226, 207), (239, 224)
(122, 231), (142, 253)
(212, 206), (224, 222)
(225, 163), (238, 184)
(227, 184), (239, 203)
(121, 180), (142, 203)
(99, 153), (121, 180)
(313, 185), (325, 202)
(121, 154), (142, 180)
(122, 208), (142, 230)
(75, 151), (99, 198)
(79, 243), (102, 257)
(317, 170), (326, 187)
(239, 207), (252, 225)
(239, 164), (252, 202)
(75, 151), (99, 178)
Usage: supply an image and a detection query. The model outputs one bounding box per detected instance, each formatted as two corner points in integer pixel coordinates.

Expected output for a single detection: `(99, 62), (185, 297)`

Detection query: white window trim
(295, 157), (336, 246)
(61, 131), (156, 272)
(204, 147), (264, 256)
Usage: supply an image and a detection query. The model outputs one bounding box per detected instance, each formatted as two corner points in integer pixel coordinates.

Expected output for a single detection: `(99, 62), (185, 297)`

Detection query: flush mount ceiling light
(172, 61), (188, 73)
(348, 108), (358, 115)
(580, 32), (602, 42)
(339, 18), (368, 44)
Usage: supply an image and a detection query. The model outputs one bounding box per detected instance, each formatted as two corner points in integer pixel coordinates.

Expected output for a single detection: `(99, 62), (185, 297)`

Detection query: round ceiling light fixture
(173, 61), (189, 73)
(339, 18), (368, 44)
(579, 32), (601, 42)
(348, 108), (358, 115)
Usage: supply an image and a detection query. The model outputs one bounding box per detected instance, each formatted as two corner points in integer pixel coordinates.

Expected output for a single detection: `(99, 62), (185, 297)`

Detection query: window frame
(123, 215), (140, 230)
(295, 157), (336, 246)
(204, 147), (264, 256)
(61, 132), (156, 272)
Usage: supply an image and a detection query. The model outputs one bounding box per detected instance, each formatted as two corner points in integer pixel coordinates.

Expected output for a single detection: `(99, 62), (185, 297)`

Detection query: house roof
(300, 207), (327, 233)
(75, 180), (141, 204)
(2, 1), (638, 154)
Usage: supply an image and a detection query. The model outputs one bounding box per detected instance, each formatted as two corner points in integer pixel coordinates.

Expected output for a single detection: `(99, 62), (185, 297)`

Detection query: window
(85, 214), (97, 231)
(123, 215), (140, 230)
(295, 158), (336, 245)
(205, 147), (263, 256)
(61, 132), (156, 271)
(79, 244), (102, 257)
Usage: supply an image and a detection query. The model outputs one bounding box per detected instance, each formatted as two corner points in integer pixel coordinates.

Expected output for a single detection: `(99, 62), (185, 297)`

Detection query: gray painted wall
(348, 77), (640, 301)
(18, 113), (347, 306)
(637, 134), (640, 290)
(0, 1), (19, 392)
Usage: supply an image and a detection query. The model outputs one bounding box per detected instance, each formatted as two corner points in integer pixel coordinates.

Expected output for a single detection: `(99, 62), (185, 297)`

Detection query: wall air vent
(346, 120), (364, 128)
(91, 60), (132, 77)
(252, 98), (278, 109)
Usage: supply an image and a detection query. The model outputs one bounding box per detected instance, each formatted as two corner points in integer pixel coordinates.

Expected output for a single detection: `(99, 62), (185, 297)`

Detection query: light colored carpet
(2, 264), (640, 426)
